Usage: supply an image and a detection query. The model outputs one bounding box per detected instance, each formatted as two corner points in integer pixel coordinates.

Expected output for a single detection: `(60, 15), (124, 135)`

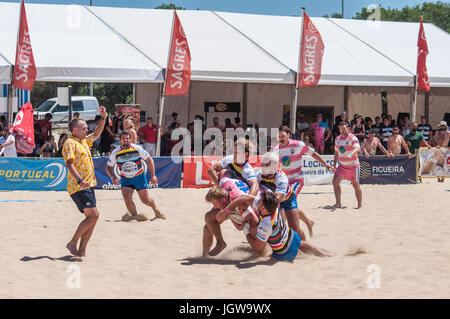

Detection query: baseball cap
(439, 120), (448, 128)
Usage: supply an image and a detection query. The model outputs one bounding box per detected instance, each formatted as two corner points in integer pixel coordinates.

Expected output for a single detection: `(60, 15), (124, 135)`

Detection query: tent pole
(7, 66), (14, 127)
(291, 8), (305, 136)
(156, 81), (165, 157)
(411, 75), (417, 123)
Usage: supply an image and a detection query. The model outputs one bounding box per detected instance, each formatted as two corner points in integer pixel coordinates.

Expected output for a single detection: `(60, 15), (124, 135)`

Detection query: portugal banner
(164, 11), (191, 96)
(298, 12), (324, 87)
(13, 0), (37, 91)
(418, 148), (450, 178)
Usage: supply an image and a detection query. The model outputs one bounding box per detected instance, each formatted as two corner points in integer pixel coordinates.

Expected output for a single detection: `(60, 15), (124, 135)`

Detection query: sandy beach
(0, 181), (449, 298)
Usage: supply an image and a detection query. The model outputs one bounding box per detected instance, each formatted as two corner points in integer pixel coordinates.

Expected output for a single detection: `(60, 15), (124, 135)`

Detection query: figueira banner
(359, 155), (417, 184)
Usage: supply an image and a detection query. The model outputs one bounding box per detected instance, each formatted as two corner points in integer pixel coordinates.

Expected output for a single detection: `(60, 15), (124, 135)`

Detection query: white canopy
(0, 55), (10, 85)
(0, 2), (449, 87)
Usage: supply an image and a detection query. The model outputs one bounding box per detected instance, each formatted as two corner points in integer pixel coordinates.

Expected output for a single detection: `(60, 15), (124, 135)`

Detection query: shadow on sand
(20, 255), (82, 262)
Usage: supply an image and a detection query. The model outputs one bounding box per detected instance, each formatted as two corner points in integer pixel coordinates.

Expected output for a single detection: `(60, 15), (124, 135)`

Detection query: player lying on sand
(106, 131), (165, 221)
(202, 175), (257, 258)
(220, 191), (330, 261)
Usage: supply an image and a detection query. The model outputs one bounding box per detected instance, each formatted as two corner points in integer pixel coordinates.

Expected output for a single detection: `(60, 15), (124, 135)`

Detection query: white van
(34, 96), (100, 123)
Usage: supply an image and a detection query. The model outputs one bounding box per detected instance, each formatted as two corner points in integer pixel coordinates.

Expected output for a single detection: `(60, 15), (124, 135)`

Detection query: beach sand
(0, 181), (449, 298)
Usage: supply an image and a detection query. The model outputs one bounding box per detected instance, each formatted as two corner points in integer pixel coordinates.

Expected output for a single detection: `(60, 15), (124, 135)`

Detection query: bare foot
(66, 242), (79, 257)
(308, 220), (315, 238)
(209, 241), (227, 257)
(331, 203), (342, 209)
(154, 210), (166, 220)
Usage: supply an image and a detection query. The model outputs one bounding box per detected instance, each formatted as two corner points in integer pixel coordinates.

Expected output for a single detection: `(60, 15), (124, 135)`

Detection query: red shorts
(335, 165), (359, 183)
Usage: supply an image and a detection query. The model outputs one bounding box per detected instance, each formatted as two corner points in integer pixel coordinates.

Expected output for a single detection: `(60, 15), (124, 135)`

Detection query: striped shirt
(335, 133), (360, 167)
(253, 194), (293, 254)
(220, 155), (257, 183)
(273, 139), (314, 185)
(256, 169), (294, 202)
(107, 144), (149, 178)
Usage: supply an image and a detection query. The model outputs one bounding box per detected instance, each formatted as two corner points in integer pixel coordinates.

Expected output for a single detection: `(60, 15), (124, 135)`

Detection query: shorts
(70, 188), (97, 213)
(335, 165), (359, 183)
(291, 182), (303, 196)
(271, 230), (301, 262)
(280, 194), (298, 211)
(313, 139), (325, 150)
(120, 173), (148, 191)
(143, 143), (156, 157)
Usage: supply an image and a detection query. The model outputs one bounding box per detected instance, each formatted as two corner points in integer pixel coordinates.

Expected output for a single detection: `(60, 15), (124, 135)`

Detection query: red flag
(417, 16), (430, 93)
(13, 0), (37, 91)
(10, 102), (35, 154)
(298, 13), (324, 87)
(164, 11), (191, 96)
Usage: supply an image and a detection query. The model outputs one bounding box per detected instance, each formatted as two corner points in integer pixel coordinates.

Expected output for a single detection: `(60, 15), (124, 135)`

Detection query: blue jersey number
(235, 181), (250, 193)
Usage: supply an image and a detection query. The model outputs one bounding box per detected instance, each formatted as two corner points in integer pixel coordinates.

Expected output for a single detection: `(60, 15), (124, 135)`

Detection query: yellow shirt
(62, 134), (97, 195)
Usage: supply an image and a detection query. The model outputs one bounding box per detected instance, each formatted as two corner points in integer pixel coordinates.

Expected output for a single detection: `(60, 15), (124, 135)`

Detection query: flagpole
(291, 8), (305, 137)
(156, 10), (176, 157)
(411, 75), (418, 123)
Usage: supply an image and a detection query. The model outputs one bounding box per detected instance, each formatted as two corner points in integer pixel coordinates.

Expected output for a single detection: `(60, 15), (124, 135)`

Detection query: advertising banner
(94, 156), (182, 190)
(0, 157), (67, 191)
(418, 148), (449, 178)
(359, 155), (417, 184)
(302, 155), (335, 185)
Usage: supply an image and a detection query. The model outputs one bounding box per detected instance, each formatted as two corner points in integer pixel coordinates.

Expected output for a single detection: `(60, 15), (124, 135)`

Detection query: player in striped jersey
(256, 152), (313, 239)
(332, 121), (362, 209)
(220, 191), (330, 261)
(106, 131), (165, 221)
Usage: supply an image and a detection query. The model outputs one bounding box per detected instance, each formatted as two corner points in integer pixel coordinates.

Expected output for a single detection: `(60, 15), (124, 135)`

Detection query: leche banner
(359, 155), (417, 184)
(0, 157), (182, 191)
(418, 148), (450, 178)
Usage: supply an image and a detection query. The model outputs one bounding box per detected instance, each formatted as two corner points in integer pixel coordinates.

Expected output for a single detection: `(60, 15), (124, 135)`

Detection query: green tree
(154, 3), (186, 10)
(353, 2), (450, 33)
(323, 13), (343, 18)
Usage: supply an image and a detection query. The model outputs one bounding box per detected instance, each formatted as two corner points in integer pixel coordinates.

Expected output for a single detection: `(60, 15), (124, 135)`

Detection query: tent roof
(0, 2), (449, 87)
(0, 2), (163, 83)
(0, 55), (10, 85)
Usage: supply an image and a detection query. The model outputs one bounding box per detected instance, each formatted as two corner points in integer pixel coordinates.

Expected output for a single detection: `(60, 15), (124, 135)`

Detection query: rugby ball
(229, 211), (244, 225)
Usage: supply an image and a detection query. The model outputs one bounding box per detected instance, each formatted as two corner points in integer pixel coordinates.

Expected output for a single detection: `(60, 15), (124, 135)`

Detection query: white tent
(0, 2), (162, 83)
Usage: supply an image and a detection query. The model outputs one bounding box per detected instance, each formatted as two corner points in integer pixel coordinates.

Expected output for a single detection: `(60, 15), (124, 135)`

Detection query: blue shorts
(120, 173), (148, 191)
(271, 230), (301, 262)
(70, 188), (97, 213)
(279, 194), (298, 211)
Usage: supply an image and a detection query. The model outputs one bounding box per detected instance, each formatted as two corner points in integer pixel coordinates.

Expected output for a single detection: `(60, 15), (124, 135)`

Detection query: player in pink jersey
(310, 113), (331, 154)
(332, 121), (363, 209)
(274, 126), (334, 195)
(201, 169), (255, 258)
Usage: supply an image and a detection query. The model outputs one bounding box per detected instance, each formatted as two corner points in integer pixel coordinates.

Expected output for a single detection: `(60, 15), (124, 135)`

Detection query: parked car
(34, 96), (100, 123)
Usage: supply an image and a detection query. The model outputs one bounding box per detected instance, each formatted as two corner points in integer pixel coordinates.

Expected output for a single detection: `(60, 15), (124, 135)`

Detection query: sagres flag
(14, 0), (37, 91)
(417, 16), (430, 93)
(298, 13), (324, 87)
(164, 11), (191, 96)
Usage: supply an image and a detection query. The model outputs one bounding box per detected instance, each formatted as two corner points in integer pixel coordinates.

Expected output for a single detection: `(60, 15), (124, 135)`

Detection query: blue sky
(0, 0), (438, 18)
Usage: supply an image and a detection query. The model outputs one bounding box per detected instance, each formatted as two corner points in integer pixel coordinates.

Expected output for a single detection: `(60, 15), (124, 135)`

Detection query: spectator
(333, 111), (349, 139)
(210, 117), (224, 131)
(138, 117), (158, 157)
(123, 118), (138, 144)
(112, 112), (123, 135)
(352, 114), (365, 143)
(310, 113), (331, 155)
(361, 128), (389, 158)
(166, 122), (182, 155)
(234, 117), (243, 129)
(100, 114), (115, 155)
(364, 117), (373, 136)
(0, 128), (17, 157)
(433, 121), (449, 147)
(73, 112), (80, 120)
(88, 116), (101, 133)
(405, 122), (430, 154)
(0, 115), (7, 129)
(387, 125), (412, 157)
(165, 112), (179, 130)
(388, 114), (395, 126)
(373, 116), (382, 136)
(38, 135), (57, 157)
(418, 115), (433, 143)
(55, 133), (68, 157)
(402, 120), (411, 138)
(380, 117), (394, 150)
(296, 114), (309, 140)
(224, 118), (235, 130)
(303, 133), (314, 148)
(38, 113), (53, 146)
